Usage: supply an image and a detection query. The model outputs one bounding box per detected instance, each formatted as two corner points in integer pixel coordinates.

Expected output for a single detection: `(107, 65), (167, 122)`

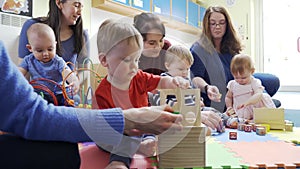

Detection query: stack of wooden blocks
(157, 88), (206, 168)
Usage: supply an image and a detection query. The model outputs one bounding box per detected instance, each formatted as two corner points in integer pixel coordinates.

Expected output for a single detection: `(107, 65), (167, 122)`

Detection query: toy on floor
(253, 108), (285, 130)
(229, 131), (237, 140)
(256, 127), (266, 136)
(285, 120), (294, 132)
(158, 88), (205, 168)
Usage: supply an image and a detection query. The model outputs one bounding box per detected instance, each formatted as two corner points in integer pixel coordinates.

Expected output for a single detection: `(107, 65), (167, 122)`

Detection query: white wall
(0, 24), (22, 64)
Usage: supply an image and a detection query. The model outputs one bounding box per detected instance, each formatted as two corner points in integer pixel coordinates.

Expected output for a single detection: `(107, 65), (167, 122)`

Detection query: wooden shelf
(92, 0), (201, 35)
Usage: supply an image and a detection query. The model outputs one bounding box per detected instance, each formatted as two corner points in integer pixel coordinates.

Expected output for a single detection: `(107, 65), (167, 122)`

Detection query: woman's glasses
(209, 21), (226, 28)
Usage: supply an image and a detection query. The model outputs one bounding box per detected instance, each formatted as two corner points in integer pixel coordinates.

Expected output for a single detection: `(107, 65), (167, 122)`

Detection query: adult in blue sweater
(190, 6), (280, 112)
(0, 41), (182, 168)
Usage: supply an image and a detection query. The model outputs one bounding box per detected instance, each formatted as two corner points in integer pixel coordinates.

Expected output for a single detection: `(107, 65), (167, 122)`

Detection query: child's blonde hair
(27, 23), (56, 44)
(97, 19), (143, 55)
(165, 45), (194, 66)
(230, 54), (255, 75)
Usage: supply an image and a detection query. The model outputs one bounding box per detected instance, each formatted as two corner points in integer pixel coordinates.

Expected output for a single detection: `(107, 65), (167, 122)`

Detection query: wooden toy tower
(157, 88), (206, 168)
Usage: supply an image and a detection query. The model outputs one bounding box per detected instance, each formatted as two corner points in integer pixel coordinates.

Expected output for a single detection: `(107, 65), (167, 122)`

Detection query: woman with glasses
(190, 6), (280, 112)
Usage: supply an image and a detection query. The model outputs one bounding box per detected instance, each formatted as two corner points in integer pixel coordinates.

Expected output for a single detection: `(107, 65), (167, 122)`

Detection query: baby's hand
(69, 80), (80, 94)
(172, 76), (190, 89)
(226, 107), (236, 116)
(137, 139), (156, 157)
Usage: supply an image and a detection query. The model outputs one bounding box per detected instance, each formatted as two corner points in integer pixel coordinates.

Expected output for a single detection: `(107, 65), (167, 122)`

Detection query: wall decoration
(0, 0), (32, 17)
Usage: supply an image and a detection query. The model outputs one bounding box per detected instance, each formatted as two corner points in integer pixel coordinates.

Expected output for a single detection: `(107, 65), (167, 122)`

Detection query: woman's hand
(206, 85), (222, 102)
(201, 110), (222, 132)
(123, 105), (183, 136)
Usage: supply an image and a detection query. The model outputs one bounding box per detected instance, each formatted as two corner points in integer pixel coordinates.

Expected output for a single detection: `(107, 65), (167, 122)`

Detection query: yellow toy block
(253, 108), (285, 130)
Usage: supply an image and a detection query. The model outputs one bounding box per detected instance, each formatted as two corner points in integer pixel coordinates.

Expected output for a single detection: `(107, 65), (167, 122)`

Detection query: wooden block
(285, 123), (293, 132)
(237, 123), (245, 131)
(260, 124), (270, 132)
(244, 124), (252, 132)
(253, 108), (285, 130)
(229, 131), (237, 140)
(159, 88), (201, 127)
(256, 127), (266, 136)
(158, 126), (205, 168)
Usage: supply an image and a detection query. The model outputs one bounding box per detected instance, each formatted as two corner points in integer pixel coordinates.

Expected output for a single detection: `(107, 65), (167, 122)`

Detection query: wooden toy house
(157, 88), (206, 168)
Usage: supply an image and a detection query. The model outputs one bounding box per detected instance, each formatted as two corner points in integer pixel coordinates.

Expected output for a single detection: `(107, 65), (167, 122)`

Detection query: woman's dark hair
(33, 0), (85, 57)
(133, 12), (166, 41)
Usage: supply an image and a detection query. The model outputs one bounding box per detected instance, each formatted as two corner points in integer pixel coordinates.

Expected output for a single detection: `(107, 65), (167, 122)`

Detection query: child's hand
(137, 138), (157, 157)
(225, 107), (236, 116)
(200, 98), (205, 108)
(172, 76), (190, 89)
(68, 80), (80, 94)
(105, 161), (127, 169)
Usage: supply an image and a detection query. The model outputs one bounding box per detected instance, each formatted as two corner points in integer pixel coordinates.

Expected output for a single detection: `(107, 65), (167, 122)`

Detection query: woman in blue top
(190, 6), (280, 112)
(18, 0), (88, 69)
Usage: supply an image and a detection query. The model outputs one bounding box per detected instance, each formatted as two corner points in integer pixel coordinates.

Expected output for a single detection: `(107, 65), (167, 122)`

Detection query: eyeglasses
(209, 22), (226, 28)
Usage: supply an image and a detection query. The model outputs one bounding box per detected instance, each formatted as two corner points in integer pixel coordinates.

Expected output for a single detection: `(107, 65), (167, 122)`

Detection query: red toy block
(244, 124), (252, 132)
(229, 131), (237, 140)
